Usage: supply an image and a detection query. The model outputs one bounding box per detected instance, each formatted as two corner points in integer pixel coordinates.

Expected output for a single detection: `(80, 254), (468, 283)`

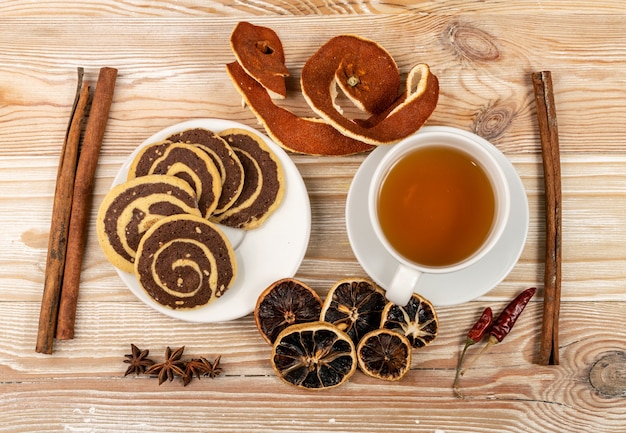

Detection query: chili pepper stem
(453, 307), (493, 398)
(460, 335), (498, 377)
(453, 340), (474, 398)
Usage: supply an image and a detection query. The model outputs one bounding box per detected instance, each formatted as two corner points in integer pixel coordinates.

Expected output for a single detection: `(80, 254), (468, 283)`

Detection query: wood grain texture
(3, 14), (626, 157)
(2, 0), (626, 17)
(0, 300), (624, 432)
(1, 3), (625, 432)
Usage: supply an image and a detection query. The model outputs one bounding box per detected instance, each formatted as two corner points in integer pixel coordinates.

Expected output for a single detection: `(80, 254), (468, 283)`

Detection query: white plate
(346, 126), (529, 307)
(111, 119), (311, 322)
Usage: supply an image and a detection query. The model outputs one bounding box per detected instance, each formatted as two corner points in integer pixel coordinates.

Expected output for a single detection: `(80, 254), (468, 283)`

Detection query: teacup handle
(384, 263), (422, 306)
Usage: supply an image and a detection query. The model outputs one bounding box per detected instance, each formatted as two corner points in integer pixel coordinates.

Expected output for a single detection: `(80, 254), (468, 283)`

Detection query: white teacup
(368, 127), (511, 306)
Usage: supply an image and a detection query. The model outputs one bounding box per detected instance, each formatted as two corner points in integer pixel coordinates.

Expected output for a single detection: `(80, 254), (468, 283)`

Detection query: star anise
(182, 358), (208, 386)
(145, 346), (186, 385)
(202, 355), (222, 379)
(123, 344), (155, 376)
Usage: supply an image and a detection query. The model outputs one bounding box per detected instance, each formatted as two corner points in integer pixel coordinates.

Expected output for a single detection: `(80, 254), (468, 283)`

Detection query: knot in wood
(589, 351), (626, 398)
(444, 21), (501, 63)
(472, 100), (517, 141)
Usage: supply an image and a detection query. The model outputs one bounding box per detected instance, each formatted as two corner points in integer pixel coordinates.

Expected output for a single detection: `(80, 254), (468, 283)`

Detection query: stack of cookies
(97, 127), (285, 310)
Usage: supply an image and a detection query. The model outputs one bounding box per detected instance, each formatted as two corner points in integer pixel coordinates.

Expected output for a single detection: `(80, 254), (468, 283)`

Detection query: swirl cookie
(167, 128), (245, 216)
(97, 175), (201, 273)
(214, 128), (285, 229)
(128, 141), (222, 218)
(134, 214), (237, 309)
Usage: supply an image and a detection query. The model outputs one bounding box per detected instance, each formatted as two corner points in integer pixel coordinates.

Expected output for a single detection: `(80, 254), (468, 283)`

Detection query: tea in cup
(368, 127), (511, 306)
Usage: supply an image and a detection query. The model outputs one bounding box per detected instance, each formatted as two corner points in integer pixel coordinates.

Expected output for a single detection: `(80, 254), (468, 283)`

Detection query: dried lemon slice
(380, 293), (439, 349)
(357, 329), (412, 382)
(254, 278), (323, 345)
(271, 321), (357, 390)
(320, 277), (388, 346)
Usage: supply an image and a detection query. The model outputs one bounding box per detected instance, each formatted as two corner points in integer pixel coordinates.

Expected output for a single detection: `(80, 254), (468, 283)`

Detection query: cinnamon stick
(36, 68), (90, 354)
(56, 67), (118, 340)
(532, 71), (562, 366)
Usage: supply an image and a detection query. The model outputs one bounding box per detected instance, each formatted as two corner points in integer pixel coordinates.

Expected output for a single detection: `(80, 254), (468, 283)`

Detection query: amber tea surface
(377, 145), (495, 267)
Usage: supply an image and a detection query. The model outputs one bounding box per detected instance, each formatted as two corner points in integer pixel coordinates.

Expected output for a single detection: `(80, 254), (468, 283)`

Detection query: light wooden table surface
(2, 1), (625, 432)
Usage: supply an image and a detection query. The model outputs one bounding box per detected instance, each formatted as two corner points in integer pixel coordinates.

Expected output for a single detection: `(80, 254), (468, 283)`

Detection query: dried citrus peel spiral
(305, 35), (401, 116)
(227, 22), (438, 154)
(301, 35), (440, 145)
(226, 61), (374, 156)
(230, 21), (289, 99)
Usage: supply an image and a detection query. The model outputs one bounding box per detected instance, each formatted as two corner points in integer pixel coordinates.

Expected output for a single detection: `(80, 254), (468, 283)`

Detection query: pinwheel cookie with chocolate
(214, 128), (285, 230)
(97, 175), (201, 273)
(128, 141), (222, 218)
(135, 214), (237, 309)
(167, 128), (245, 216)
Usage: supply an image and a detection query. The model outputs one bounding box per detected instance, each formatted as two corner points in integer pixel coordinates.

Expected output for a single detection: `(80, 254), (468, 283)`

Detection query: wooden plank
(0, 300), (624, 432)
(2, 15), (626, 157)
(2, 0), (626, 17)
(3, 153), (626, 301)
(2, 8), (626, 433)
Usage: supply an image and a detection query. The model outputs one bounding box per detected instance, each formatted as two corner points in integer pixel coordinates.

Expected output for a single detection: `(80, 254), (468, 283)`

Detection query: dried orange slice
(320, 277), (388, 346)
(380, 293), (439, 349)
(254, 278), (323, 345)
(271, 321), (357, 390)
(357, 329), (412, 381)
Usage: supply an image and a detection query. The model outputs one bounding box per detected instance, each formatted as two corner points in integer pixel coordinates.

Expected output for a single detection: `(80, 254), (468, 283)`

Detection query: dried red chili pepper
(467, 307), (493, 343)
(453, 307), (493, 398)
(460, 288), (537, 375)
(489, 287), (536, 343)
(454, 288), (537, 398)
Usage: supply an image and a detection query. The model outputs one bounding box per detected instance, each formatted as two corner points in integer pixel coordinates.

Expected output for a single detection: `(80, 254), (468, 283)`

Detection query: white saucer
(346, 126), (529, 307)
(110, 119), (311, 322)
